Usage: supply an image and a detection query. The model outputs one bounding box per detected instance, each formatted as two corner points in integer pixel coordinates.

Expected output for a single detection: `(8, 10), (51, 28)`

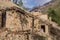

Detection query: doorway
(41, 25), (45, 32)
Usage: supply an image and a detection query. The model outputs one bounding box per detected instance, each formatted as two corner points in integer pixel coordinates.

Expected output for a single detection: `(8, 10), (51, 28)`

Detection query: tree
(18, 0), (23, 6)
(12, 0), (23, 6)
(48, 8), (56, 17)
(15, 0), (18, 4)
(12, 0), (17, 4)
(48, 7), (60, 25)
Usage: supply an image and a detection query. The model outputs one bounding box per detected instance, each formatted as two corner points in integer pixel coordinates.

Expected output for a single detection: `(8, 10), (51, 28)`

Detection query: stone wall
(6, 10), (32, 31)
(0, 8), (58, 40)
(0, 11), (2, 27)
(49, 26), (60, 40)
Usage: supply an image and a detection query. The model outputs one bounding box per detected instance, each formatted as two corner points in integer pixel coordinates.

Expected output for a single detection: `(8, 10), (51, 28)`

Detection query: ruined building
(0, 0), (60, 40)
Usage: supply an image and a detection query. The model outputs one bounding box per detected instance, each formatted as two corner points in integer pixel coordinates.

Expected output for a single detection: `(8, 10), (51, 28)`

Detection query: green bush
(48, 7), (60, 26)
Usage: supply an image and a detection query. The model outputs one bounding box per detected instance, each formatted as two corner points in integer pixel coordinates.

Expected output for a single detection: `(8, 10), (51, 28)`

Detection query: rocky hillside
(30, 0), (56, 13)
(31, 0), (60, 25)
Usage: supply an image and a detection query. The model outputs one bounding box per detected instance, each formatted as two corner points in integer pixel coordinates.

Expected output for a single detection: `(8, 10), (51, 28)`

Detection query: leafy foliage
(18, 0), (23, 6)
(12, 0), (23, 6)
(48, 7), (60, 25)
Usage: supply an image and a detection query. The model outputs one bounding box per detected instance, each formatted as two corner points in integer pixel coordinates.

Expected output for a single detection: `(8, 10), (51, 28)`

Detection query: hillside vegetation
(31, 0), (60, 26)
(48, 0), (60, 25)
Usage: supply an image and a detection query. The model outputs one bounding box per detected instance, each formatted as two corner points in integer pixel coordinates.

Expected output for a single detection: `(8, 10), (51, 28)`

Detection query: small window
(41, 25), (45, 32)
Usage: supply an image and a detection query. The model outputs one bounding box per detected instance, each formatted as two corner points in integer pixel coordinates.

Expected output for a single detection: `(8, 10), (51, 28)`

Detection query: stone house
(0, 0), (60, 40)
